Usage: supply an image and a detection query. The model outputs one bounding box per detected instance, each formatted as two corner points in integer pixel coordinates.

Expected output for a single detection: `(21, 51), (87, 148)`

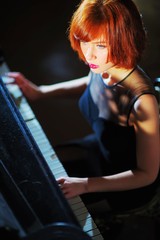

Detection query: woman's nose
(85, 46), (96, 61)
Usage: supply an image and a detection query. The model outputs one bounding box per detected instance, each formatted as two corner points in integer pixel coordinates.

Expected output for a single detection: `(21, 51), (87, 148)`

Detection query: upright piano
(0, 62), (104, 240)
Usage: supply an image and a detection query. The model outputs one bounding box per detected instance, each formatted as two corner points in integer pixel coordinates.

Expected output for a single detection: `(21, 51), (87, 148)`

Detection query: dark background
(0, 0), (160, 147)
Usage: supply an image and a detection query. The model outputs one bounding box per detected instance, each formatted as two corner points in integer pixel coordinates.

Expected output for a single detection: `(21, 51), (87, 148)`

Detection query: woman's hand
(57, 176), (88, 199)
(6, 72), (43, 101)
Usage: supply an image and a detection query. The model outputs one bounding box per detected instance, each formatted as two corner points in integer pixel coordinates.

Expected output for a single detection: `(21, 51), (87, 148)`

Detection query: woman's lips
(88, 63), (99, 69)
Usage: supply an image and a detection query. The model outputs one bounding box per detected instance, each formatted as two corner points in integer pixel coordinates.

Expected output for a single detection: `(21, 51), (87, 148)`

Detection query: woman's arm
(39, 76), (89, 98)
(6, 72), (90, 101)
(57, 94), (160, 199)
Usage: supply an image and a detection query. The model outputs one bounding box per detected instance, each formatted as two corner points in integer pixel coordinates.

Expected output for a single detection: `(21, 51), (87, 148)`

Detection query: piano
(0, 62), (104, 240)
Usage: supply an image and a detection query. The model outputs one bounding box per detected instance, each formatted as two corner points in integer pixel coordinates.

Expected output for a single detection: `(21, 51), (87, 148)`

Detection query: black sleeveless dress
(79, 66), (156, 175)
(61, 66), (159, 211)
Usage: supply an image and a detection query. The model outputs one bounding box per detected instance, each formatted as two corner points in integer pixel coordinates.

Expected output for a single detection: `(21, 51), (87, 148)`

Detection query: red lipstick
(89, 64), (99, 69)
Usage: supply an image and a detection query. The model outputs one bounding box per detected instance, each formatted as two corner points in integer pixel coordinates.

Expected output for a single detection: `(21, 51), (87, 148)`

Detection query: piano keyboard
(1, 74), (104, 240)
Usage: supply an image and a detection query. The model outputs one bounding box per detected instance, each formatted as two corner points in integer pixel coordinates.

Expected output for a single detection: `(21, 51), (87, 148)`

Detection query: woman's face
(80, 38), (113, 73)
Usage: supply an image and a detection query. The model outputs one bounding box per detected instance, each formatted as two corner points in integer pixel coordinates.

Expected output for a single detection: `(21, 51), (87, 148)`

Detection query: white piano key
(26, 119), (104, 239)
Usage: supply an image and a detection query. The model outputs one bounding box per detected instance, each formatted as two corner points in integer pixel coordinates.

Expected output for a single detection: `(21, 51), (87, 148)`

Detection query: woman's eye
(97, 44), (106, 49)
(81, 41), (88, 46)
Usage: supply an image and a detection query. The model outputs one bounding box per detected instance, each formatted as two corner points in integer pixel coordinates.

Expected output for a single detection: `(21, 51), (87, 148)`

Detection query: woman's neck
(102, 66), (136, 85)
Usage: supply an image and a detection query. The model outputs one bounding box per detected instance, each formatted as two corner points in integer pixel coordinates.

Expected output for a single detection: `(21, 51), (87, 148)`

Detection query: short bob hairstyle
(68, 0), (147, 69)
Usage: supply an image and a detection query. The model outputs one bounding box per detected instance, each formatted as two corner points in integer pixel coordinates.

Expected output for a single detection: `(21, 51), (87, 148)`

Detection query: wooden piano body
(0, 69), (104, 240)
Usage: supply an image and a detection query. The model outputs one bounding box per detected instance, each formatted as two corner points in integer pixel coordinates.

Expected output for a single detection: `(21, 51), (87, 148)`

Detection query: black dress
(58, 66), (160, 211)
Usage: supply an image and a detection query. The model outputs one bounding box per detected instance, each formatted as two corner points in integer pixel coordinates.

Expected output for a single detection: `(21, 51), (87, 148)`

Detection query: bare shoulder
(135, 94), (158, 114)
(131, 94), (159, 130)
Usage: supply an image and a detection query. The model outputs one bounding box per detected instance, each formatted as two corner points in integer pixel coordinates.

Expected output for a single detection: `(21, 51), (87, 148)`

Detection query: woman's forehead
(83, 35), (108, 43)
(92, 36), (107, 42)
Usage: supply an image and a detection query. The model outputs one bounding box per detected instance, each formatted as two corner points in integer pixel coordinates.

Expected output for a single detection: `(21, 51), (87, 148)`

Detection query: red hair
(68, 0), (147, 69)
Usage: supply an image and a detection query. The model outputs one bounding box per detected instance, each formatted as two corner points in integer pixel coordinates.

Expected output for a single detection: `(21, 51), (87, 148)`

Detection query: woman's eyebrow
(92, 41), (107, 44)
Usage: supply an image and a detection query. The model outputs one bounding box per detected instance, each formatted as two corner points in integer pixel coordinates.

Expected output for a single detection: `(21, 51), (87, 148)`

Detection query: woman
(7, 0), (160, 211)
